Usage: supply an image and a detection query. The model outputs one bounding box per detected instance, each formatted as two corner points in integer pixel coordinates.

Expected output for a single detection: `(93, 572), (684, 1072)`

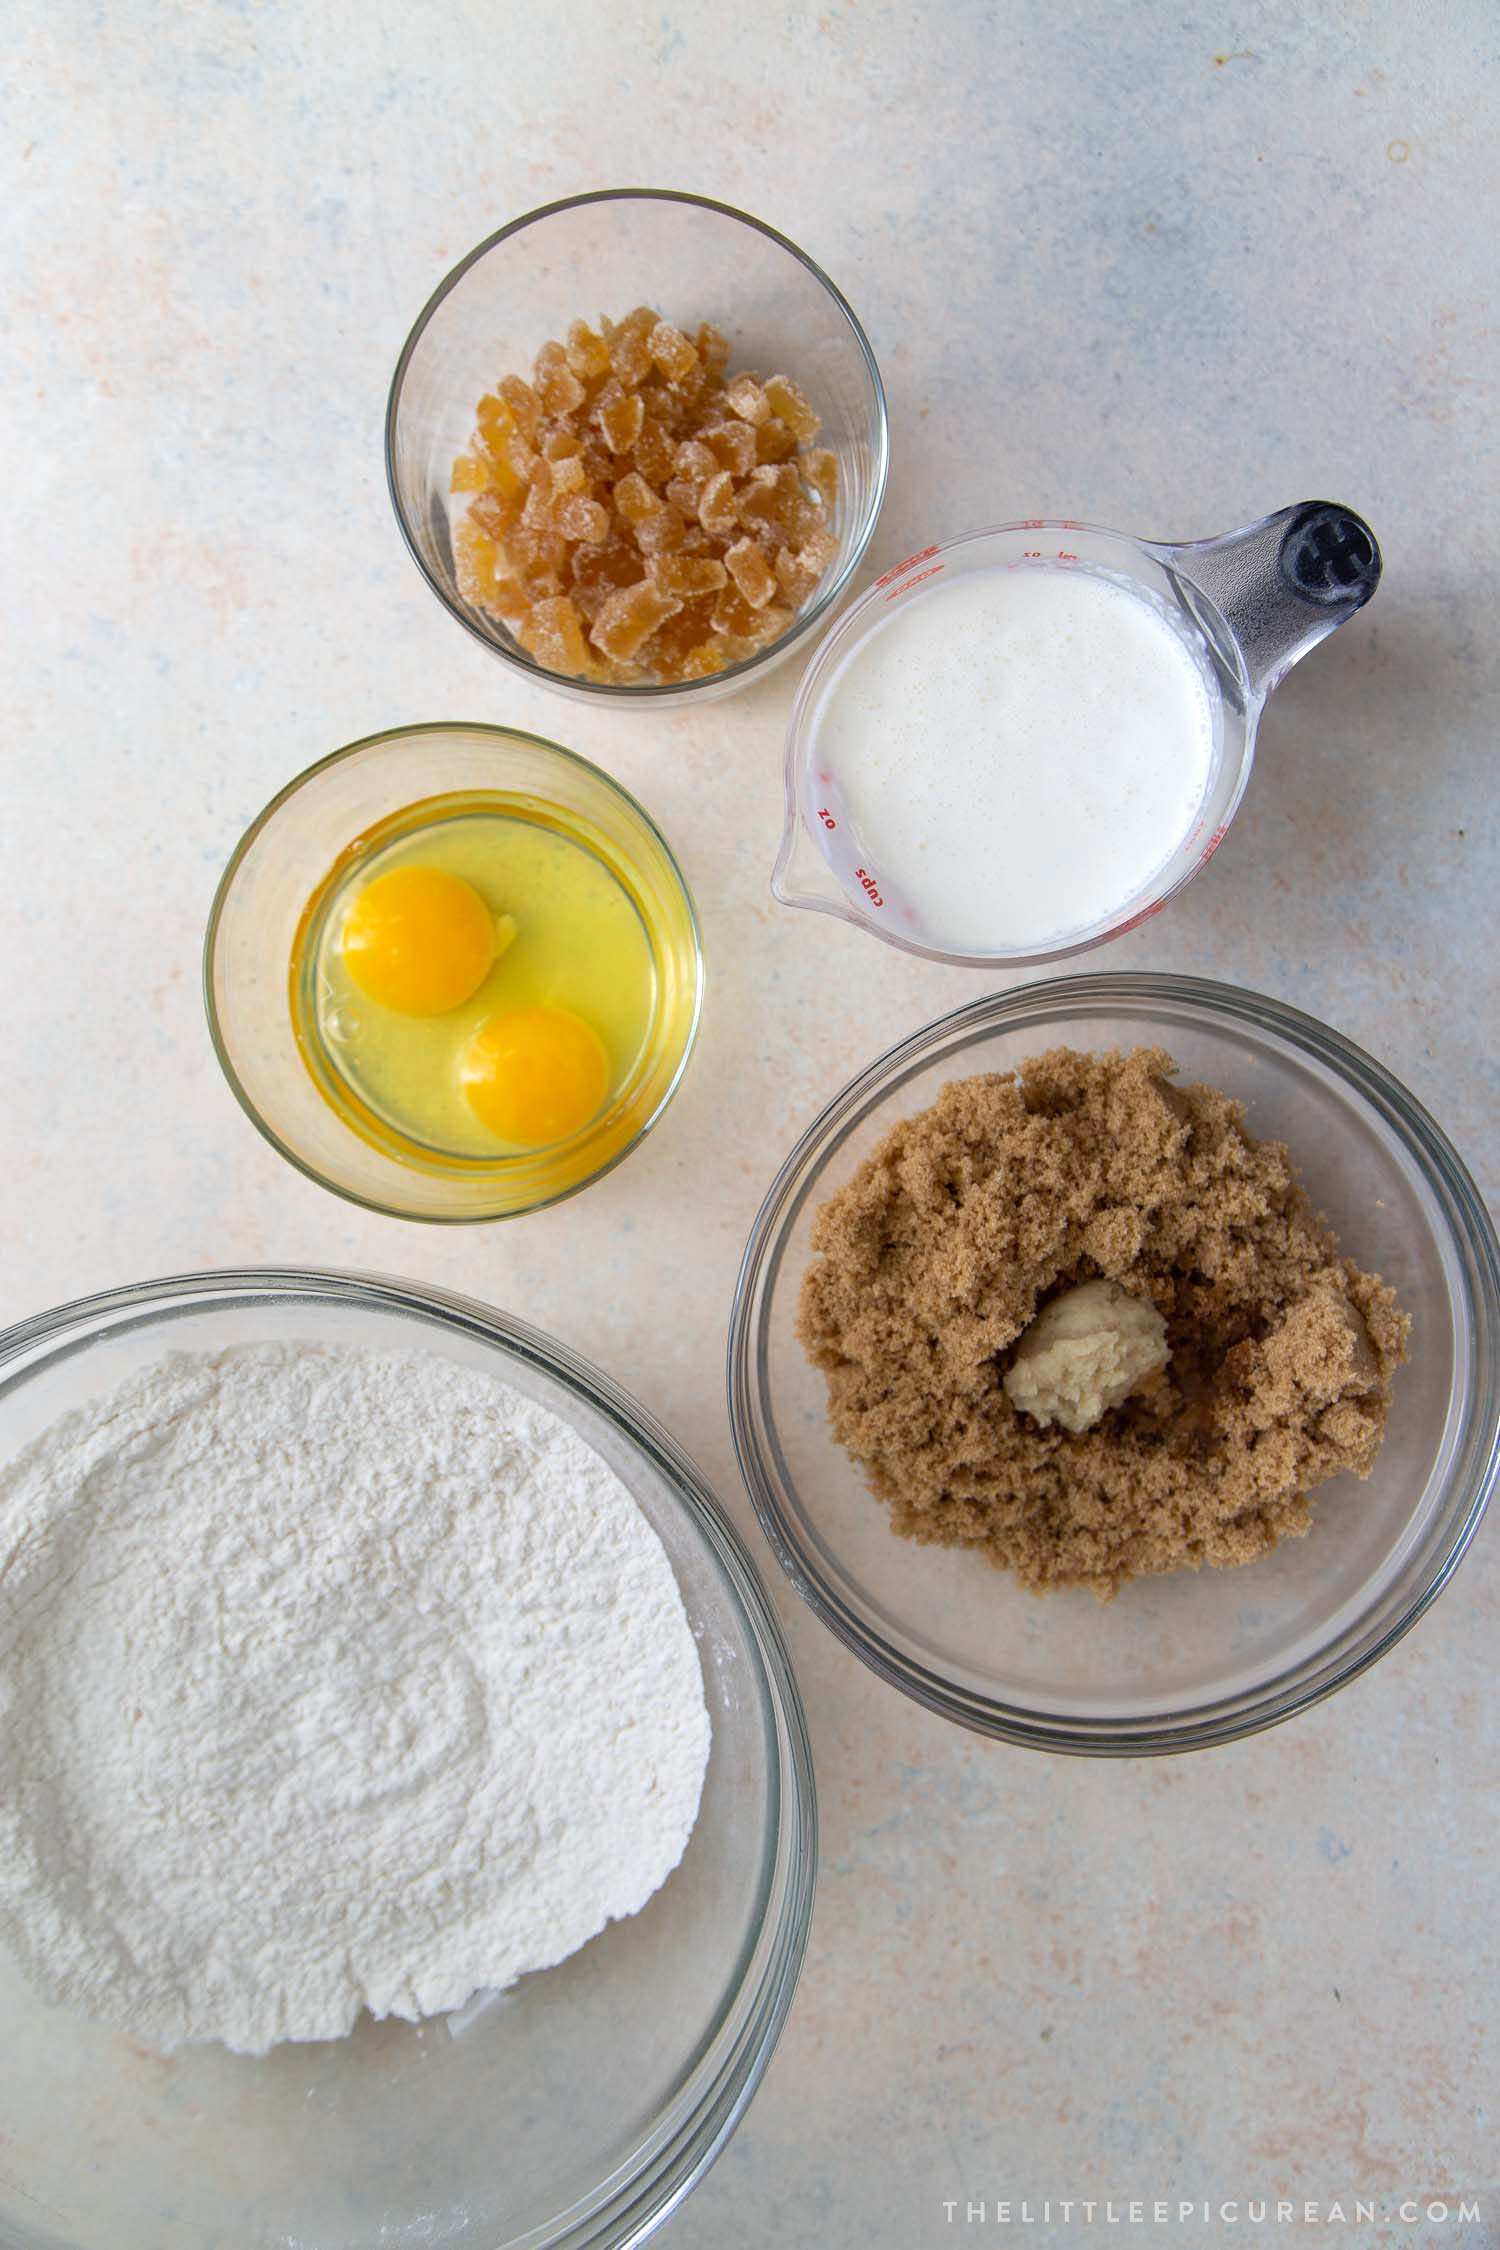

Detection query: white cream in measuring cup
(774, 505), (1381, 966)
(810, 564), (1214, 954)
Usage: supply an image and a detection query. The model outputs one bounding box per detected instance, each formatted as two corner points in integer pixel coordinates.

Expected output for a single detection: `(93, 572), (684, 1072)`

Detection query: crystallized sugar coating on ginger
(451, 309), (838, 683)
(797, 1047), (1410, 1600)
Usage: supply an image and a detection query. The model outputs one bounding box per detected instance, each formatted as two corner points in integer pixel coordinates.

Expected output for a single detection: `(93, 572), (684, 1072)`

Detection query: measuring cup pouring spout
(1146, 500), (1382, 711)
(771, 802), (860, 919)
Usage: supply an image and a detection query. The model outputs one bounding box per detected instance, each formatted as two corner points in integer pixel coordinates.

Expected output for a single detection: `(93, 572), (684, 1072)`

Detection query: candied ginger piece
(642, 595), (719, 671)
(783, 494), (825, 549)
(554, 493), (611, 543)
(724, 537), (778, 609)
(486, 580), (531, 626)
(668, 360), (709, 408)
(451, 451), (491, 493)
(695, 322), (731, 377)
(570, 536), (643, 620)
(735, 476), (790, 538)
(704, 419), (757, 476)
(520, 458), (554, 530)
(468, 487), (523, 542)
(746, 601), (793, 647)
(454, 516), (502, 605)
(673, 438), (717, 484)
(477, 391), (515, 445)
(519, 594), (590, 676)
(534, 341), (586, 418)
(508, 522), (566, 577)
(549, 454), (588, 495)
(648, 320), (699, 383)
(755, 416), (799, 465)
(774, 545), (819, 605)
(639, 381), (687, 433)
(614, 469), (662, 524)
(498, 373), (541, 441)
(764, 374), (821, 441)
(800, 447), (838, 509)
(590, 580), (681, 662)
(745, 463), (805, 538)
(713, 583), (762, 640)
(542, 426), (584, 461)
(796, 522), (839, 575)
(595, 379), (645, 455)
(632, 417), (676, 485)
(649, 553), (728, 597)
(725, 373), (770, 426)
(476, 396), (529, 496)
(676, 639), (734, 681)
(565, 319), (611, 380)
(665, 477), (704, 514)
(634, 501), (686, 556)
(480, 429), (532, 497)
(697, 469), (740, 536)
(714, 584), (793, 645)
(607, 310), (655, 385)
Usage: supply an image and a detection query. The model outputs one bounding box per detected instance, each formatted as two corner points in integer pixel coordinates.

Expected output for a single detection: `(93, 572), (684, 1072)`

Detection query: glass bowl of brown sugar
(728, 974), (1500, 1756)
(387, 189), (889, 706)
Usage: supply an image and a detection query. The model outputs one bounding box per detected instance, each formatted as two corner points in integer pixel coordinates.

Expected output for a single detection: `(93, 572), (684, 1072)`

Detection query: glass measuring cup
(773, 503), (1381, 965)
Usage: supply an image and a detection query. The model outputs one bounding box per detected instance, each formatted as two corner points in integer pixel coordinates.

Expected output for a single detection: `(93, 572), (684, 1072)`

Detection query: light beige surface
(3, 3), (1497, 2245)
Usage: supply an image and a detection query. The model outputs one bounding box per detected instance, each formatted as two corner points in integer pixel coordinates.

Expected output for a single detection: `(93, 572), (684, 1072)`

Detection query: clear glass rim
(774, 520), (1254, 968)
(727, 971), (1500, 1757)
(0, 1266), (818, 2250)
(202, 722), (706, 1225)
(384, 186), (891, 702)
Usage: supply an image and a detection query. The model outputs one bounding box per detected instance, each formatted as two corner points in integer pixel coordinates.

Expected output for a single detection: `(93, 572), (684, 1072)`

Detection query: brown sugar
(797, 1046), (1410, 1601)
(450, 309), (839, 684)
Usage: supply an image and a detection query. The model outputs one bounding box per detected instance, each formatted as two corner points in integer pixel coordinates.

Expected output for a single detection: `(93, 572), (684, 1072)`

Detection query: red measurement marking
(1199, 824), (1229, 864)
(854, 867), (885, 908)
(874, 545), (940, 589)
(883, 563), (944, 598)
(1114, 899), (1166, 935)
(1022, 549), (1043, 559)
(1020, 518), (1045, 530)
(816, 807), (837, 830)
(1056, 549), (1078, 562)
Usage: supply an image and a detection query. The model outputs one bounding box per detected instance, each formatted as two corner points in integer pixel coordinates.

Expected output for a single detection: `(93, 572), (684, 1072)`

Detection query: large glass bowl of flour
(0, 1269), (815, 2250)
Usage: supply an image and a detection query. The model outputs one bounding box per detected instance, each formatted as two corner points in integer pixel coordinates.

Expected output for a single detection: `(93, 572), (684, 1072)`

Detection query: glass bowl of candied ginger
(386, 189), (889, 704)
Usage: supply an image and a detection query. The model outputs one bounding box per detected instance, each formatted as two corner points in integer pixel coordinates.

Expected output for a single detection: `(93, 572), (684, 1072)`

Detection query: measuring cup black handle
(1148, 503), (1381, 706)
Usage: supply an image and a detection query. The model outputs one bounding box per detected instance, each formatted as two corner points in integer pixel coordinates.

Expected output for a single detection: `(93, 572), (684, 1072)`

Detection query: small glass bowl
(205, 724), (703, 1221)
(386, 188), (889, 707)
(0, 1269), (816, 2250)
(728, 974), (1500, 1755)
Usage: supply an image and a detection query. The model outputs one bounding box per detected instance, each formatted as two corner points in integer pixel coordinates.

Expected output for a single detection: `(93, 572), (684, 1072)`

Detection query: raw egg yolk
(460, 1007), (611, 1147)
(341, 866), (498, 1016)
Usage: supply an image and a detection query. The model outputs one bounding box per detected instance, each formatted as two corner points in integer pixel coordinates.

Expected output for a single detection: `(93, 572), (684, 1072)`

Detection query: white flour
(0, 1342), (710, 2055)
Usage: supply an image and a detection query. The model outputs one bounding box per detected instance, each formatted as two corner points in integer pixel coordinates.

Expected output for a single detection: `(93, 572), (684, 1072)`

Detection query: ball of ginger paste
(1002, 1279), (1170, 1434)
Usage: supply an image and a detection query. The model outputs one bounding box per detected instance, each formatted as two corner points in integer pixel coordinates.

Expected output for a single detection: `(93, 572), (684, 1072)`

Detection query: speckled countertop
(3, 4), (1497, 2246)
